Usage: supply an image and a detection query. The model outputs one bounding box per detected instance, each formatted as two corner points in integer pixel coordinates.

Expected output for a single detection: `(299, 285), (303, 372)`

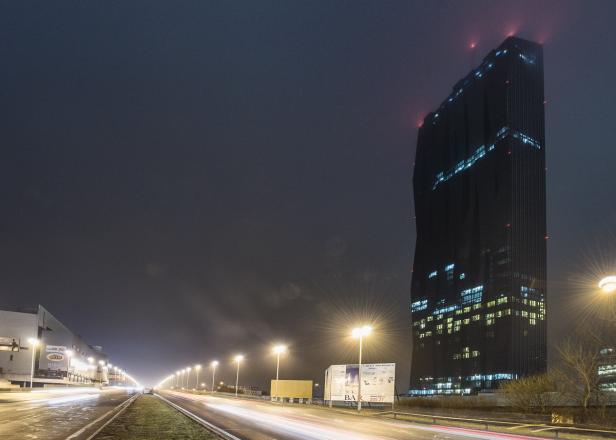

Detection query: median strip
(91, 394), (218, 440)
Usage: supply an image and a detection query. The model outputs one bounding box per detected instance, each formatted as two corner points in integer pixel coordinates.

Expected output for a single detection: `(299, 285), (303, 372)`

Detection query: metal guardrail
(374, 410), (616, 438)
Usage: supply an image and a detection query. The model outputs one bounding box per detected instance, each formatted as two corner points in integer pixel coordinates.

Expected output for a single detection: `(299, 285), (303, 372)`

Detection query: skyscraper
(409, 37), (547, 395)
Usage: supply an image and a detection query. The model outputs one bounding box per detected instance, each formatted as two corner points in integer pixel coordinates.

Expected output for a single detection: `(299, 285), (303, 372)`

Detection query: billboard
(324, 363), (395, 403)
(270, 380), (313, 399)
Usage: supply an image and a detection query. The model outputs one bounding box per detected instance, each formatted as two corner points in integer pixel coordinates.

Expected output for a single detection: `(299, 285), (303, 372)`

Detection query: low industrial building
(0, 305), (110, 387)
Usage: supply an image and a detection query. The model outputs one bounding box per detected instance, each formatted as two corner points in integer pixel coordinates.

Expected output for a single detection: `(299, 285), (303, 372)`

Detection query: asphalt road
(0, 387), (136, 440)
(159, 390), (547, 440)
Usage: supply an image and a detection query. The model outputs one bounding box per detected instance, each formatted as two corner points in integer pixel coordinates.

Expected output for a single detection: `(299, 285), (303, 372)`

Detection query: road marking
(155, 393), (243, 440)
(64, 393), (138, 440)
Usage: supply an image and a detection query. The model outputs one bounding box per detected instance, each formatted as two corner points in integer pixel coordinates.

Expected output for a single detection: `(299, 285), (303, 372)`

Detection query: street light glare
(195, 364), (202, 370)
(27, 338), (39, 346)
(352, 325), (372, 338)
(234, 354), (244, 363)
(211, 360), (219, 367)
(273, 344), (287, 355)
(599, 275), (616, 293)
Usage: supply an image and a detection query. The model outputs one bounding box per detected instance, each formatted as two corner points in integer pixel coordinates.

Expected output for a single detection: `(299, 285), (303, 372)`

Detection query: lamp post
(98, 360), (106, 384)
(186, 367), (192, 389)
(351, 325), (372, 411)
(195, 365), (201, 390)
(65, 349), (74, 382)
(599, 276), (616, 294)
(272, 345), (287, 400)
(599, 275), (616, 323)
(234, 355), (244, 397)
(176, 371), (180, 388)
(210, 361), (218, 393)
(27, 338), (39, 389)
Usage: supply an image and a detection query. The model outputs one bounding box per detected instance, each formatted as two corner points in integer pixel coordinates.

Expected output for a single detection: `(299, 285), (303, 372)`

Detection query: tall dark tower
(409, 37), (547, 395)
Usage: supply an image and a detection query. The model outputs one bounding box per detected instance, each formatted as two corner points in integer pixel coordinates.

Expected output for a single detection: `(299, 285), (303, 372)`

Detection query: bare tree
(556, 337), (603, 412)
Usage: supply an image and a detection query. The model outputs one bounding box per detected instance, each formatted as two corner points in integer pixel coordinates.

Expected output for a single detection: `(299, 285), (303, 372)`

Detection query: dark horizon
(1, 1), (616, 388)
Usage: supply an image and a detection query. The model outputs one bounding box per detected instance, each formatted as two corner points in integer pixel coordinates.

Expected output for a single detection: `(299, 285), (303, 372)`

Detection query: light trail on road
(0, 387), (135, 440)
(159, 390), (549, 440)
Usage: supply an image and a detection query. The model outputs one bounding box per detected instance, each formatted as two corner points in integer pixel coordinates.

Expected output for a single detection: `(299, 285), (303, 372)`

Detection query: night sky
(1, 1), (615, 389)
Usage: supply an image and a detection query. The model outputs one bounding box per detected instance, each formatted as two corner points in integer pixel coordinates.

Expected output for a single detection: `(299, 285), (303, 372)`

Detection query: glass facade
(409, 37), (547, 395)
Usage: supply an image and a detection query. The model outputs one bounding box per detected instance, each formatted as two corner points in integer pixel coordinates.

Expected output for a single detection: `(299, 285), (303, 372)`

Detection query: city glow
(352, 325), (372, 338)
(599, 275), (616, 294)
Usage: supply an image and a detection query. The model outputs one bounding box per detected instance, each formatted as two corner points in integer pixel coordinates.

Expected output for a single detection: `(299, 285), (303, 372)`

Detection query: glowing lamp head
(187, 367), (191, 372)
(234, 354), (244, 363)
(28, 337), (39, 346)
(352, 325), (372, 338)
(195, 364), (201, 370)
(87, 357), (95, 364)
(98, 360), (105, 366)
(65, 349), (74, 357)
(273, 344), (287, 355)
(211, 360), (219, 367)
(599, 276), (616, 294)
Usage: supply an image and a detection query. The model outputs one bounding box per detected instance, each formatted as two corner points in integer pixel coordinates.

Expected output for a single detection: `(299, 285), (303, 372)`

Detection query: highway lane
(0, 387), (136, 440)
(159, 390), (547, 440)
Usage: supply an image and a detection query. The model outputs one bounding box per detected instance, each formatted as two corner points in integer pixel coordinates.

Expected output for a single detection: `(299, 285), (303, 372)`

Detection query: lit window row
(432, 143), (487, 190)
(432, 126), (542, 191)
(411, 299), (428, 313)
(461, 285), (483, 304)
(512, 131), (541, 149)
(518, 53), (535, 65)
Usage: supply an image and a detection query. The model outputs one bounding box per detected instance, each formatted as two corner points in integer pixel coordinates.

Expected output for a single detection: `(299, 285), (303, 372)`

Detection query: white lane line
(155, 393), (243, 440)
(64, 393), (138, 440)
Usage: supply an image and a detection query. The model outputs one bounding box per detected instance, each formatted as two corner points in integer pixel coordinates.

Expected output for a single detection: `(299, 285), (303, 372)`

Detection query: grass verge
(94, 394), (218, 440)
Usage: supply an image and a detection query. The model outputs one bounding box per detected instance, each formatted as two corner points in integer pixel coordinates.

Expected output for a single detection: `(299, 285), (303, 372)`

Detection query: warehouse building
(0, 305), (109, 387)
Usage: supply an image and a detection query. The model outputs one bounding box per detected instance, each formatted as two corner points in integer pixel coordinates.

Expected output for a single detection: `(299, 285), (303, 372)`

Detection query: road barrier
(374, 410), (616, 439)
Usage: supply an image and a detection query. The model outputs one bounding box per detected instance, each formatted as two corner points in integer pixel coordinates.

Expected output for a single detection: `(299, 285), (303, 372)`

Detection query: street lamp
(210, 361), (219, 393)
(195, 365), (201, 390)
(176, 370), (180, 388)
(27, 338), (39, 389)
(599, 276), (616, 294)
(186, 367), (192, 389)
(233, 355), (244, 397)
(272, 344), (287, 399)
(351, 325), (372, 411)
